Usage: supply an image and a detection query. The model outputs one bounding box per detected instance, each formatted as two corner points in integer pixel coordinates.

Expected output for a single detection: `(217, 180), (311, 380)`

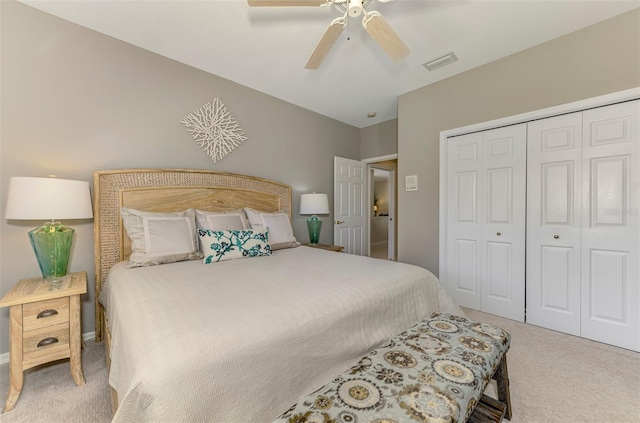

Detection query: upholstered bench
(274, 312), (512, 423)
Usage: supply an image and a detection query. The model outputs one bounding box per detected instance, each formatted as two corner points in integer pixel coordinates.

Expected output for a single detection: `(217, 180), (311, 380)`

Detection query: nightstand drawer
(23, 297), (70, 331)
(23, 322), (70, 362)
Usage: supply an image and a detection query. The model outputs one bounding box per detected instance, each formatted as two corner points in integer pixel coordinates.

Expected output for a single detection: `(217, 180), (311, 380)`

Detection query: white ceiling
(20, 0), (639, 128)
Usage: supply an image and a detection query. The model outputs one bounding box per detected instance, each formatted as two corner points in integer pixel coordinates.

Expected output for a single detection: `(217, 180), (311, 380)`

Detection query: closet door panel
(481, 124), (526, 321)
(540, 245), (574, 310)
(542, 161), (573, 224)
(527, 112), (582, 336)
(446, 133), (483, 310)
(581, 100), (639, 351)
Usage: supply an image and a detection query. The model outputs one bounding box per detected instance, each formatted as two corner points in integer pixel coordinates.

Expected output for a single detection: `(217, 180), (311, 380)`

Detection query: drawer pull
(36, 337), (59, 348)
(37, 309), (59, 319)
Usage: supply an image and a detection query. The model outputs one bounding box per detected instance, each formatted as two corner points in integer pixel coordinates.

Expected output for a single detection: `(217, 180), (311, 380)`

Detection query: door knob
(334, 220), (345, 225)
(496, 232), (501, 236)
(554, 235), (559, 239)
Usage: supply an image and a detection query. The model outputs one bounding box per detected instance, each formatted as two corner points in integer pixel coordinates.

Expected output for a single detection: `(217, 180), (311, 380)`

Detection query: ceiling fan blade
(305, 19), (346, 69)
(247, 0), (327, 6)
(362, 11), (410, 61)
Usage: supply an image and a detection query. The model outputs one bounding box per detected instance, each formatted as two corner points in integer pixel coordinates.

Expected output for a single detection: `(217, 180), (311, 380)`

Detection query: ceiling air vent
(423, 52), (458, 71)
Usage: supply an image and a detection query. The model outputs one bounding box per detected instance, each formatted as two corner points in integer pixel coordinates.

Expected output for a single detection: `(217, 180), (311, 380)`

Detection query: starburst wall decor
(180, 98), (248, 163)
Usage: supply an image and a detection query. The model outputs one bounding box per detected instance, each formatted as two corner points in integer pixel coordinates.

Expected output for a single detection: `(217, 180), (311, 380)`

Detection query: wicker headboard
(93, 169), (292, 342)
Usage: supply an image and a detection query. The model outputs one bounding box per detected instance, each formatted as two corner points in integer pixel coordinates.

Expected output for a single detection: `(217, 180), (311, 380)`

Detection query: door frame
(364, 154), (398, 260)
(438, 87), (640, 291)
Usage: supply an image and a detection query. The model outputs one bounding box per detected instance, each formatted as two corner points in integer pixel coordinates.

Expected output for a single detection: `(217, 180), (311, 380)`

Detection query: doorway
(366, 157), (397, 260)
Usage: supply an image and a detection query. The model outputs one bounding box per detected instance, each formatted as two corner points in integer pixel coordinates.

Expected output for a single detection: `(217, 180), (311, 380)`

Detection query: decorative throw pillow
(244, 208), (299, 250)
(195, 209), (249, 231)
(199, 228), (272, 264)
(121, 208), (201, 268)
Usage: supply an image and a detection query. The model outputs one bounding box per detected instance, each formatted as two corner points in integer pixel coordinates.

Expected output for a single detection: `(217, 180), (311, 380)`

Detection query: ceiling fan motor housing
(348, 0), (363, 17)
(334, 0), (374, 18)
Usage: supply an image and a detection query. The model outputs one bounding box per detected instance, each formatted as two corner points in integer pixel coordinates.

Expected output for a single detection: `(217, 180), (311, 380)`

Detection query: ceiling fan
(247, 0), (410, 69)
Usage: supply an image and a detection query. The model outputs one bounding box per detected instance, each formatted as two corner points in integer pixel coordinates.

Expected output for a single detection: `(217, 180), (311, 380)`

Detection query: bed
(93, 168), (462, 422)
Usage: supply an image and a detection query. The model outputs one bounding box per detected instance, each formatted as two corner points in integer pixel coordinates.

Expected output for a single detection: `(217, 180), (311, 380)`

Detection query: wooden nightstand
(303, 243), (345, 253)
(0, 271), (87, 412)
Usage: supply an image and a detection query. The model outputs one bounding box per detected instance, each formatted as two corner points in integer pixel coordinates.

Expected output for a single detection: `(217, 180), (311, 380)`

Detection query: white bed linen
(100, 246), (462, 422)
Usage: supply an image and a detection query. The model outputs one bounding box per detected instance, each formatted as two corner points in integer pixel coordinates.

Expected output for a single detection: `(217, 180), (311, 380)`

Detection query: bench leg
(494, 355), (512, 421)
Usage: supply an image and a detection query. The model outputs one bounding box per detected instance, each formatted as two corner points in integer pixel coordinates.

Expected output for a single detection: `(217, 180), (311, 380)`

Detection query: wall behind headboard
(0, 1), (360, 354)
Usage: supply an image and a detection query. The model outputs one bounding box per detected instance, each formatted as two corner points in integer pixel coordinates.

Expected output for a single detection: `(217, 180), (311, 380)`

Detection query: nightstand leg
(5, 306), (24, 412)
(69, 295), (85, 386)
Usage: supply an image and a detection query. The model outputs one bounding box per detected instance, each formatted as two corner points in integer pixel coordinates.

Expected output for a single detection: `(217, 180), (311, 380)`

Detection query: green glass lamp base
(28, 222), (74, 280)
(306, 215), (322, 245)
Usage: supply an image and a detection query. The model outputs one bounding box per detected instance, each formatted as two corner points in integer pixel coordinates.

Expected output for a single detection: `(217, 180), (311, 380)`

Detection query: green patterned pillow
(199, 228), (272, 264)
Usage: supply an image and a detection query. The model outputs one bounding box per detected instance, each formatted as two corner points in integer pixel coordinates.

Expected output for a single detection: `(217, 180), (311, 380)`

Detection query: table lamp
(300, 193), (329, 245)
(5, 176), (93, 281)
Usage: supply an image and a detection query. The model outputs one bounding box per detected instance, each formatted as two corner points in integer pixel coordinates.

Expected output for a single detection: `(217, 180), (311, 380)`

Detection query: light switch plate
(405, 175), (418, 191)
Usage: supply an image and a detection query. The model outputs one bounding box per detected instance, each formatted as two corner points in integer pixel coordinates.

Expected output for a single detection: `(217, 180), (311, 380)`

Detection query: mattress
(99, 246), (462, 422)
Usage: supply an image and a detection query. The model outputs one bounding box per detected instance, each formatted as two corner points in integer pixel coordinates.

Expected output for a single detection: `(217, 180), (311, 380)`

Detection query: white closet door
(581, 100), (640, 351)
(446, 132), (483, 310)
(446, 125), (525, 319)
(527, 112), (583, 336)
(481, 124), (526, 322)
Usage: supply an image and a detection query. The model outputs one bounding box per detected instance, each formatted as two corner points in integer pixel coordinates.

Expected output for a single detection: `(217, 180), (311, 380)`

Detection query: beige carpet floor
(370, 242), (389, 260)
(0, 309), (638, 422)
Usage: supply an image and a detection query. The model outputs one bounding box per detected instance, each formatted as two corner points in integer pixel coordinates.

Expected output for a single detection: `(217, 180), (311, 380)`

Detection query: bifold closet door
(526, 112), (583, 336)
(480, 125), (526, 321)
(446, 124), (526, 321)
(446, 132), (483, 311)
(581, 100), (639, 351)
(527, 100), (639, 351)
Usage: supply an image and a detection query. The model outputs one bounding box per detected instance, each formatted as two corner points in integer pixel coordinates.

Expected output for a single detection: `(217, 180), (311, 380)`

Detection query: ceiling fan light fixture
(423, 52), (458, 71)
(248, 0), (409, 68)
(348, 0), (363, 17)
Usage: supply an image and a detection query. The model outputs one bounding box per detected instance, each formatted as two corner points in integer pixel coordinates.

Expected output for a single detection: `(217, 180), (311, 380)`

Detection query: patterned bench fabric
(274, 312), (510, 423)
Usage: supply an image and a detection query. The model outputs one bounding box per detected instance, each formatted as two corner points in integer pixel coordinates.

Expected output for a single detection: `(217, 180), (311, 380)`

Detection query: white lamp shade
(5, 177), (93, 220)
(300, 193), (330, 215)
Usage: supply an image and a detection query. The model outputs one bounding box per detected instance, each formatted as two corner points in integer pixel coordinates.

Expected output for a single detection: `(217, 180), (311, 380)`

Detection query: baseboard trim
(0, 331), (96, 365)
(83, 331), (96, 343)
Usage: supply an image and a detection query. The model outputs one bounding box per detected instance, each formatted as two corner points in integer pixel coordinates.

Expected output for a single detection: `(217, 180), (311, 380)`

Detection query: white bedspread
(100, 246), (462, 422)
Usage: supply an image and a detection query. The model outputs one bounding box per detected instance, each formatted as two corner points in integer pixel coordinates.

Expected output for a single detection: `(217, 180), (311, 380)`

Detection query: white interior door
(580, 100), (639, 351)
(334, 156), (368, 255)
(446, 132), (483, 310)
(526, 112), (583, 336)
(480, 124), (526, 322)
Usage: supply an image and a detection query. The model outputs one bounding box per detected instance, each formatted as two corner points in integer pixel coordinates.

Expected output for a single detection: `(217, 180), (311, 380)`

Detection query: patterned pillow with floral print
(199, 228), (272, 264)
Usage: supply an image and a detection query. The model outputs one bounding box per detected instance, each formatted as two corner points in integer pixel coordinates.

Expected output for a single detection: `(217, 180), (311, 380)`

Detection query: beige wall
(0, 1), (360, 354)
(398, 9), (640, 275)
(374, 180), (390, 215)
(360, 118), (398, 159)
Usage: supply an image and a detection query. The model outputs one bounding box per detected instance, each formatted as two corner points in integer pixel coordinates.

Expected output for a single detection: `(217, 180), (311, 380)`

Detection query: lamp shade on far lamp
(5, 177), (93, 280)
(300, 193), (330, 244)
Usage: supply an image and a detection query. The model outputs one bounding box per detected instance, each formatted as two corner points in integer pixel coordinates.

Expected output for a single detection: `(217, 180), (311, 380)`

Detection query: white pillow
(244, 208), (299, 250)
(195, 209), (248, 231)
(121, 208), (201, 268)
